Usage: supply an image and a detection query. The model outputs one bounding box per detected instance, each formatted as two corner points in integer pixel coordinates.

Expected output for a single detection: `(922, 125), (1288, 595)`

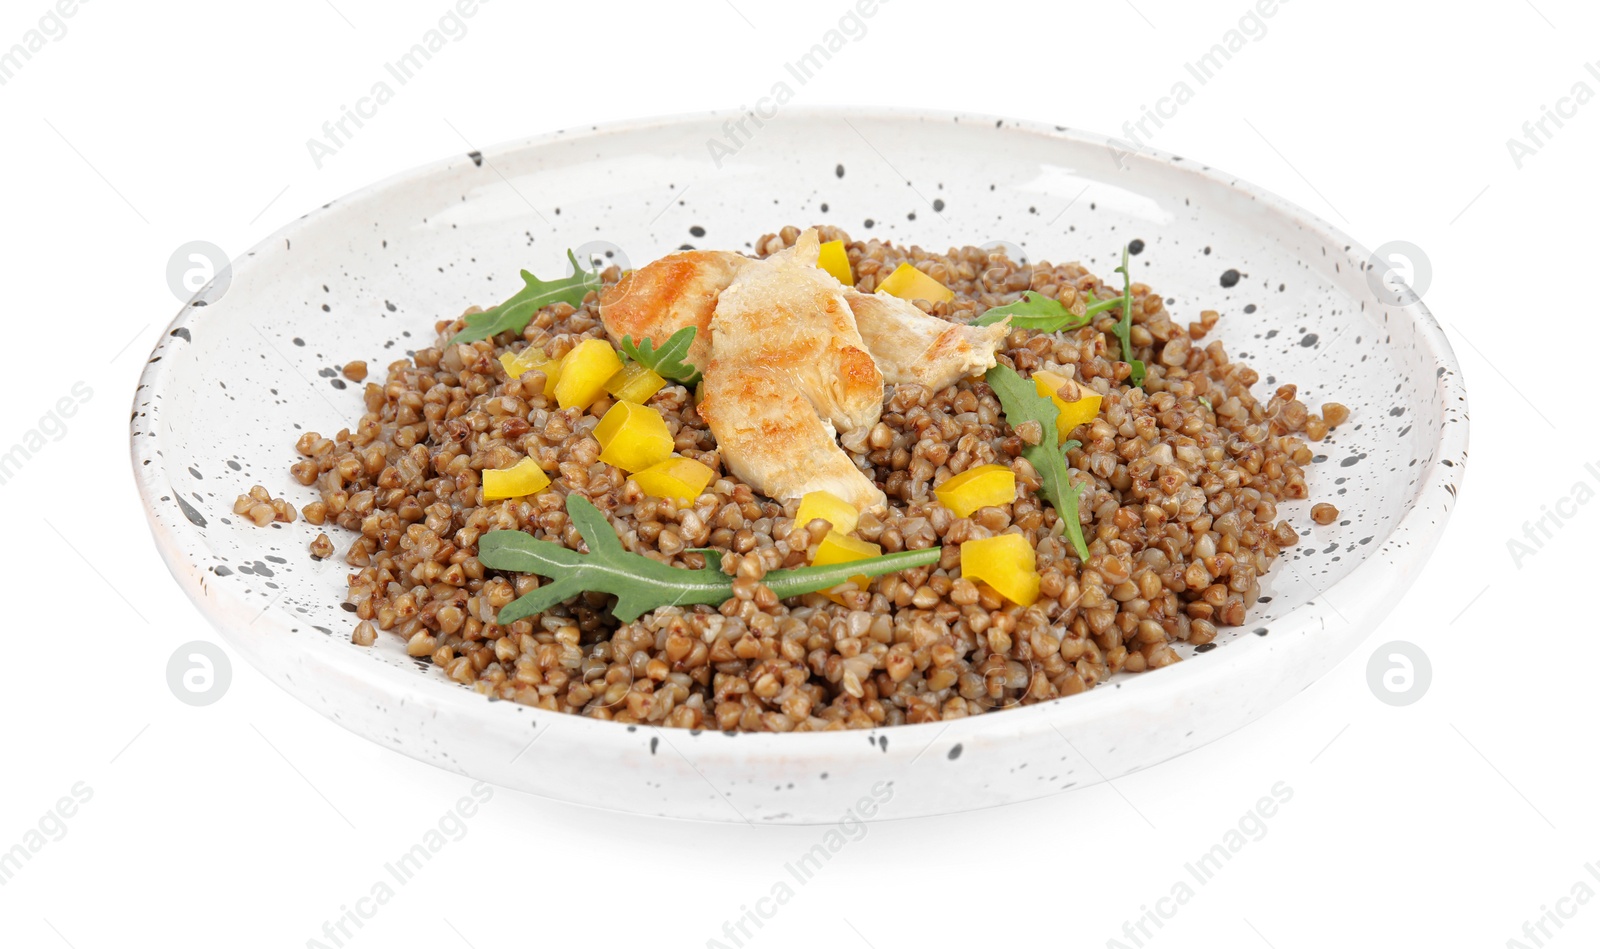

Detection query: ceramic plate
(131, 108), (1467, 823)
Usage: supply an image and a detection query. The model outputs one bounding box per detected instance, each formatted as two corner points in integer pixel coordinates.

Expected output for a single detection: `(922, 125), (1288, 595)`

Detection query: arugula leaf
(617, 326), (701, 386)
(479, 494), (939, 624)
(974, 292), (1084, 331)
(973, 288), (1127, 332)
(1111, 246), (1146, 387)
(448, 250), (602, 346)
(983, 364), (1091, 562)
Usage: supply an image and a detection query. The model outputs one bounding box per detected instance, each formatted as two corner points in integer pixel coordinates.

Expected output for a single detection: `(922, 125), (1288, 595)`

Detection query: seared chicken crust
(699, 231), (886, 509)
(597, 229), (1010, 509)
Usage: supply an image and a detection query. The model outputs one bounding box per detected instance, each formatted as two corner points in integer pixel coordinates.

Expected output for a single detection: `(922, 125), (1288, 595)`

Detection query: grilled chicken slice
(596, 230), (1011, 509)
(599, 243), (1008, 390)
(842, 290), (1010, 392)
(700, 370), (886, 510)
(698, 231), (886, 509)
(598, 249), (747, 370)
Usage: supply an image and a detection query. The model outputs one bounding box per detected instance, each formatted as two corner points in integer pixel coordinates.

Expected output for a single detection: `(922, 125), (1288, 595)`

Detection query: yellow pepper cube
(1033, 370), (1103, 441)
(632, 456), (715, 502)
(553, 338), (622, 410)
(818, 239), (854, 286)
(499, 346), (545, 380)
(532, 353), (564, 397)
(876, 261), (954, 304)
(481, 457), (550, 501)
(594, 401), (674, 473)
(812, 531), (881, 601)
(960, 533), (1040, 607)
(794, 489), (859, 535)
(934, 464), (1016, 518)
(605, 362), (666, 404)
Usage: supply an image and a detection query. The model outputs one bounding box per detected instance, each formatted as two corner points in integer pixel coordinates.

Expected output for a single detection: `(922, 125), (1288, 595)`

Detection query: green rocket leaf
(448, 250), (602, 346)
(617, 326), (701, 385)
(973, 288), (1127, 332)
(983, 364), (1091, 562)
(479, 494), (940, 624)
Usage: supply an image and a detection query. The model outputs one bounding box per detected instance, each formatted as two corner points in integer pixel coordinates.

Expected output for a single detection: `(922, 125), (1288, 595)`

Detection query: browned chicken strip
(598, 249), (746, 369)
(598, 242), (1007, 390)
(842, 290), (1010, 392)
(597, 231), (1010, 509)
(699, 370), (885, 510)
(698, 231), (886, 509)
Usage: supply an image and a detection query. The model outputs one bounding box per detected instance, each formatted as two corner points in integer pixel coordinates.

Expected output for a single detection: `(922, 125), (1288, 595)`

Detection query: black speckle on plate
(175, 494), (206, 527)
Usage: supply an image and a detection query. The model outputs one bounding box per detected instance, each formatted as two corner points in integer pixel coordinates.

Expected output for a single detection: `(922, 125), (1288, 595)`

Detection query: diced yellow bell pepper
(481, 457), (550, 501)
(594, 401), (674, 473)
(605, 362), (666, 404)
(528, 352), (564, 397)
(553, 338), (622, 410)
(542, 356), (565, 397)
(934, 464), (1016, 518)
(632, 456), (715, 502)
(501, 345), (563, 396)
(1032, 370), (1103, 441)
(794, 489), (859, 535)
(813, 531), (881, 602)
(499, 346), (545, 380)
(876, 261), (954, 304)
(960, 533), (1040, 607)
(818, 239), (854, 287)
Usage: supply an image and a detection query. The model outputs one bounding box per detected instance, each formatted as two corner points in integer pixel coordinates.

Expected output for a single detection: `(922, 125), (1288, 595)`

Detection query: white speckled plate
(131, 108), (1467, 823)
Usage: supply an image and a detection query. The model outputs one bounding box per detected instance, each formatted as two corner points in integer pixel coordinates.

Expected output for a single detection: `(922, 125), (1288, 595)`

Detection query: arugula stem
(1111, 246), (1146, 387)
(764, 548), (942, 600)
(1083, 295), (1127, 320)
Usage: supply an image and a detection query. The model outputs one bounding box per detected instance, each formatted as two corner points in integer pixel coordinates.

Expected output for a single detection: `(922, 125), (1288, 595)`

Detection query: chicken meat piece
(698, 230), (886, 510)
(841, 290), (1010, 392)
(599, 243), (1008, 390)
(596, 230), (1012, 509)
(598, 249), (747, 369)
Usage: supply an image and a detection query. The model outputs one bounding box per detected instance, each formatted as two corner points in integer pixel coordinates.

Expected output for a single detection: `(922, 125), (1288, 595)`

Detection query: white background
(1, 1), (1595, 947)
